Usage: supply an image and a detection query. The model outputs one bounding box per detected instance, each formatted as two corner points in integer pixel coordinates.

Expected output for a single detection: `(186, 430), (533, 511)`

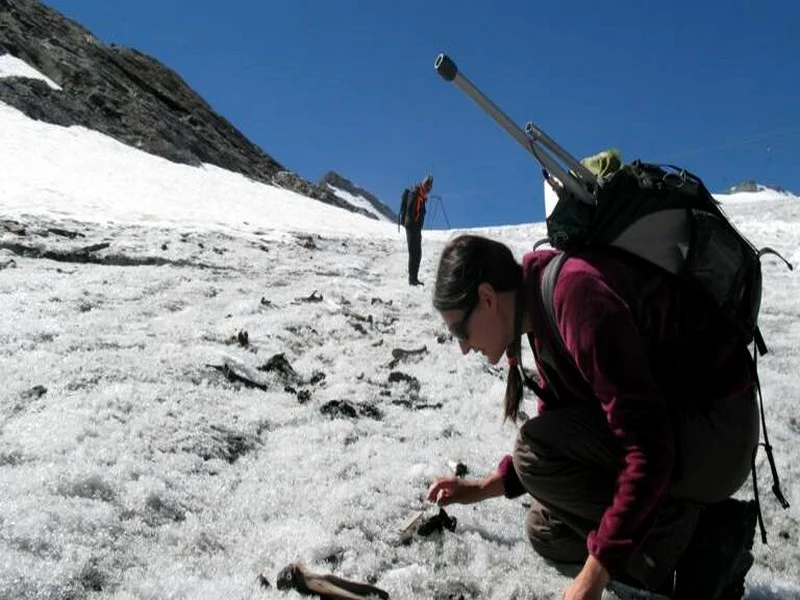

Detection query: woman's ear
(476, 282), (497, 308)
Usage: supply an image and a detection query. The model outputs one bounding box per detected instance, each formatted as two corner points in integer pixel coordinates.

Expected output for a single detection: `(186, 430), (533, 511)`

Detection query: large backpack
(399, 188), (410, 226)
(540, 157), (785, 352)
(538, 155), (792, 541)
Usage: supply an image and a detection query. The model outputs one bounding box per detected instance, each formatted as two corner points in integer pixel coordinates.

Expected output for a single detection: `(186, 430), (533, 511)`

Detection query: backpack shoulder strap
(541, 252), (569, 358)
(753, 246), (793, 356)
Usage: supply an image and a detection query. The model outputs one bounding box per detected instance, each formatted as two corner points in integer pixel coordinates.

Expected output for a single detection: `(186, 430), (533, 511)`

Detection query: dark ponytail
(502, 290), (542, 422)
(504, 343), (524, 422)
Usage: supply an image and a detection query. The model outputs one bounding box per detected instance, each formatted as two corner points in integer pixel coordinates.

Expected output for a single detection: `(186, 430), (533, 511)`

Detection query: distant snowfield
(716, 188), (797, 204)
(0, 102), (415, 243)
(0, 53), (62, 90)
(1, 96), (800, 600)
(326, 183), (390, 222)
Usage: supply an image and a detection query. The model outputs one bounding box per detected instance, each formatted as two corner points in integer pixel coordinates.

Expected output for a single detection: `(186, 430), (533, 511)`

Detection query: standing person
(398, 174), (433, 286)
(427, 234), (761, 600)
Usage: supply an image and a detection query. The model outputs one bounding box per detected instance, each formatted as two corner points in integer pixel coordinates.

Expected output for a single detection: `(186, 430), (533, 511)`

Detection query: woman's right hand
(426, 472), (504, 506)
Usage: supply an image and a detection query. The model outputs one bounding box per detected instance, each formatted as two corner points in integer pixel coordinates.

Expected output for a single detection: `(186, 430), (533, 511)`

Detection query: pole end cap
(434, 53), (457, 81)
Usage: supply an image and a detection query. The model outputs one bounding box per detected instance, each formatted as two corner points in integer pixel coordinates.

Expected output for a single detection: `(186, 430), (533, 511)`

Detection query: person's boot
(672, 498), (758, 600)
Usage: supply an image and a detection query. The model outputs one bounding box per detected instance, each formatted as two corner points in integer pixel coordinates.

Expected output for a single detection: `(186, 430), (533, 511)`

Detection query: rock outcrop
(725, 180), (789, 195)
(0, 0), (289, 185)
(320, 171), (397, 222)
(272, 170), (379, 220)
(0, 0), (396, 220)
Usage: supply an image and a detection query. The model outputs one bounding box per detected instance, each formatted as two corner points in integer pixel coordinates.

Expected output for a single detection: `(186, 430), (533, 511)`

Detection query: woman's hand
(426, 471), (505, 506)
(426, 476), (481, 505)
(562, 555), (609, 600)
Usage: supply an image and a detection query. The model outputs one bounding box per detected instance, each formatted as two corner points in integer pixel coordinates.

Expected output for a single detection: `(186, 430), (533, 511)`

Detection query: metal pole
(525, 122), (598, 186)
(434, 54), (538, 162)
(434, 53), (598, 205)
(528, 143), (597, 206)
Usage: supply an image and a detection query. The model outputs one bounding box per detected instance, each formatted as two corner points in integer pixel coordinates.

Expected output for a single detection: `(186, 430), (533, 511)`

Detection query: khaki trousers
(512, 390), (759, 589)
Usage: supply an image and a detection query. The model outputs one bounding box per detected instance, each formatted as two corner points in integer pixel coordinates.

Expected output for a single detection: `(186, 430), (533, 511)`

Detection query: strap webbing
(508, 288), (545, 397)
(541, 253), (569, 360)
(750, 347), (791, 544)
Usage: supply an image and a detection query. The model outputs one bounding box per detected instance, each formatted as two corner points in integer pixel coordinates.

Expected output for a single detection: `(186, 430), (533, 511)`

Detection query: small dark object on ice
(416, 508), (457, 536)
(448, 460), (468, 477)
(275, 562), (389, 599)
(208, 362), (268, 391)
(259, 352), (303, 386)
(296, 290), (324, 303)
(296, 234), (318, 250)
(387, 346), (427, 368)
(391, 346), (427, 360)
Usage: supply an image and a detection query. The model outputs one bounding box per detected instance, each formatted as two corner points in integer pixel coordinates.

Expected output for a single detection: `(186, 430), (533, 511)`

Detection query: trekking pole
(434, 53), (598, 206)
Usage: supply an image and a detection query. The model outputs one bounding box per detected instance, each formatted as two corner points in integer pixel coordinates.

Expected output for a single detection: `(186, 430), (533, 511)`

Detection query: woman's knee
(512, 412), (569, 480)
(525, 505), (587, 564)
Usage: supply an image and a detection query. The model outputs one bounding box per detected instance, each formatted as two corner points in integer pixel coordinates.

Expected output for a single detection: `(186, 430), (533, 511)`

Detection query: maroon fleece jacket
(498, 249), (754, 574)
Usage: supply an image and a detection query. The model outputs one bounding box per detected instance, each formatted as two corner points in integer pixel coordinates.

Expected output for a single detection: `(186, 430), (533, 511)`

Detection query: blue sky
(43, 0), (799, 228)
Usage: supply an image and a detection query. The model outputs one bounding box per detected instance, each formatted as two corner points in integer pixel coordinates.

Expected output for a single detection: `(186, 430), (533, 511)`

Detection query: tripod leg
(438, 197), (451, 229)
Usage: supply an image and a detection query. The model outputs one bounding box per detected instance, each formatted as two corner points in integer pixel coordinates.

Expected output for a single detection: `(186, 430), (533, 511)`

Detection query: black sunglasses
(449, 303), (476, 342)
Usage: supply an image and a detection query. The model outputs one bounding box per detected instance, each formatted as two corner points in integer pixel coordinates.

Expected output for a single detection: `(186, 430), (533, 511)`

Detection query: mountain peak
(319, 171), (397, 222)
(724, 180), (790, 195)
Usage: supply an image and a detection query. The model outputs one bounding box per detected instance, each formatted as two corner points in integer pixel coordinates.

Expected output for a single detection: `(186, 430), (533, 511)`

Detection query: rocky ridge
(320, 171), (397, 222)
(724, 180), (792, 196)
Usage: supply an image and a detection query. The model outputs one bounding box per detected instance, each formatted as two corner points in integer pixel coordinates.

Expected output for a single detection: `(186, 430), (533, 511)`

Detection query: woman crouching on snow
(426, 234), (759, 600)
